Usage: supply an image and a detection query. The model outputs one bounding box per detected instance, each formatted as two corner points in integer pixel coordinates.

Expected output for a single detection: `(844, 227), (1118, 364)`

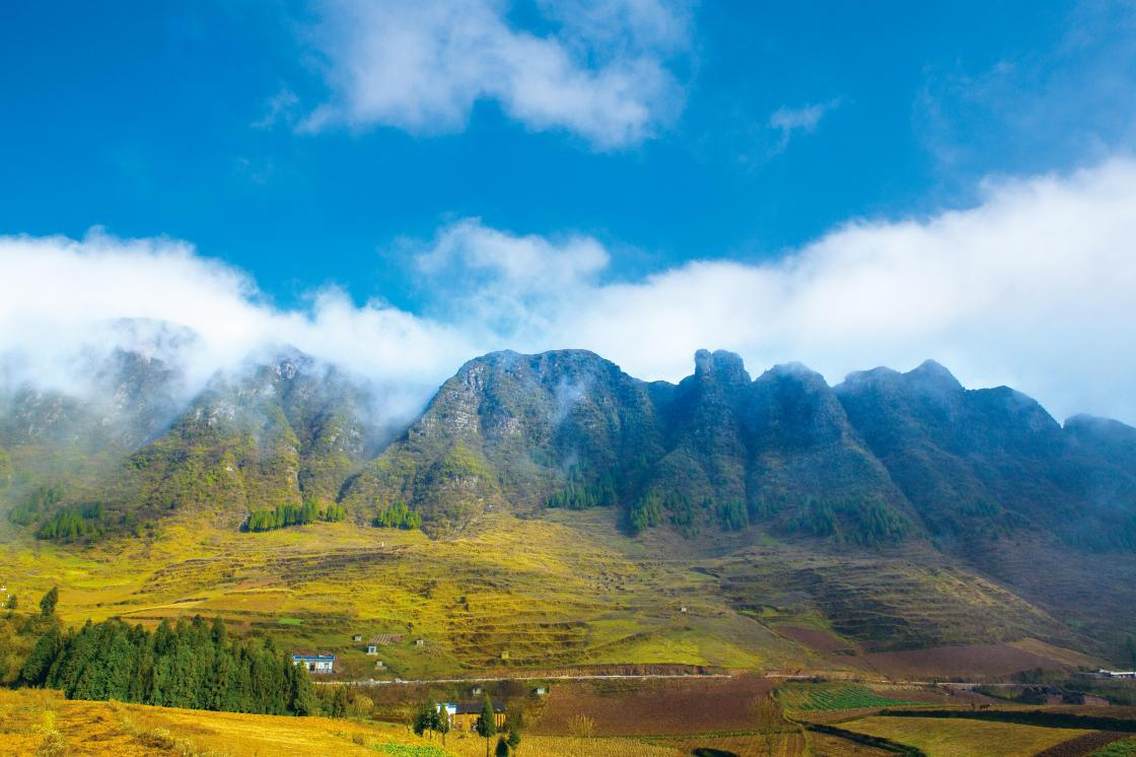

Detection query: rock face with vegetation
(342, 349), (667, 536)
(3, 341), (1136, 661)
(343, 348), (1136, 552)
(834, 360), (1136, 551)
(3, 343), (1136, 551)
(1, 349), (383, 536)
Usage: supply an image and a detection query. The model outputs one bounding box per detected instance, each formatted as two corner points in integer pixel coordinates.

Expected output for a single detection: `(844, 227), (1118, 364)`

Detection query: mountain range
(2, 338), (1135, 661)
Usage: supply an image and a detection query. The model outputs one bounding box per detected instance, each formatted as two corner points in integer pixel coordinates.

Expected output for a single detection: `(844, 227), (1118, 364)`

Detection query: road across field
(316, 672), (734, 685)
(316, 672), (1025, 687)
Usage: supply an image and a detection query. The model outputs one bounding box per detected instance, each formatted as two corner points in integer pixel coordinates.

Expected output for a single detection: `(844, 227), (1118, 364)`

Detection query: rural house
(437, 702), (458, 724)
(443, 700), (506, 733)
(291, 653), (335, 674)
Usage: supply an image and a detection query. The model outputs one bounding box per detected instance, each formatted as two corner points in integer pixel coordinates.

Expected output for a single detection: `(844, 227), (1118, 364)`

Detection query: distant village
(289, 631), (548, 731)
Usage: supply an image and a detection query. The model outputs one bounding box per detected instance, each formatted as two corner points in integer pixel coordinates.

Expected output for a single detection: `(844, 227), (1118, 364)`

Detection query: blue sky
(2, 1), (1136, 423)
(1, 0), (1127, 307)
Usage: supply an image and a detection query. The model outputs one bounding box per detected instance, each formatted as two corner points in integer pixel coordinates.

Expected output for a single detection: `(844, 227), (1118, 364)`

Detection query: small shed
(352, 634), (363, 642)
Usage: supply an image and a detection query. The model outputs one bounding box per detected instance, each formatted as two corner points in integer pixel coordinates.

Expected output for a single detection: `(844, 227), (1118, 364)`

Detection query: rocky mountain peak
(693, 349), (750, 385)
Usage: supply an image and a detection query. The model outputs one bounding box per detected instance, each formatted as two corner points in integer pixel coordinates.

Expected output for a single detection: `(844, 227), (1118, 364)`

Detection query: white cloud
(0, 230), (476, 423)
(3, 159), (1136, 425)
(768, 98), (842, 152)
(299, 0), (689, 149)
(252, 88), (300, 130)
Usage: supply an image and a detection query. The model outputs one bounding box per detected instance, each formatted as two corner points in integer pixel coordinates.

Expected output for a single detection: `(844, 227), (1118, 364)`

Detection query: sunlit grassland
(839, 715), (1092, 756)
(0, 509), (811, 678)
(0, 688), (693, 756)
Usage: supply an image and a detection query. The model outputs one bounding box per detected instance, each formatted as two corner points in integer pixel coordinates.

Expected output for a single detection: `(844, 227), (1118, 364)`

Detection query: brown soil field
(777, 625), (855, 654)
(857, 639), (1093, 679)
(1033, 731), (1132, 756)
(530, 674), (776, 736)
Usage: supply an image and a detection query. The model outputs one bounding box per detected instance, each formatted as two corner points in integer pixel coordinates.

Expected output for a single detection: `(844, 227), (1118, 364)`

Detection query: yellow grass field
(0, 509), (812, 680)
(0, 504), (1094, 682)
(0, 688), (701, 756)
(838, 715), (1093, 757)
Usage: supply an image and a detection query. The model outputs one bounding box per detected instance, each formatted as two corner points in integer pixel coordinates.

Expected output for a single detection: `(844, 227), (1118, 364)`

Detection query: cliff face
(3, 344), (1135, 552)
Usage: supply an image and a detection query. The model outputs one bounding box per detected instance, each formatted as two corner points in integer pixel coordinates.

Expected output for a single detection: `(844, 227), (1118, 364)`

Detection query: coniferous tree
(17, 614), (312, 717)
(413, 699), (441, 739)
(19, 625), (62, 685)
(39, 587), (59, 617)
(475, 694), (497, 757)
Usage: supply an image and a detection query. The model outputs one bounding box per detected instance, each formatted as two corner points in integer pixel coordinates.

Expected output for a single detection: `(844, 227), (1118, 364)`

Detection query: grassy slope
(0, 505), (1098, 680)
(0, 509), (810, 679)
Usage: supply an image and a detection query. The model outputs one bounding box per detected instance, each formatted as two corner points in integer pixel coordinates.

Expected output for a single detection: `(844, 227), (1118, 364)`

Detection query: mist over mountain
(4, 335), (1134, 546)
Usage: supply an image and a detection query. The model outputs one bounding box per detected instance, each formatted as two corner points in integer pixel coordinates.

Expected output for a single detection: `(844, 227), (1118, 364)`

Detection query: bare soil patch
(857, 640), (1082, 679)
(777, 625), (855, 654)
(1033, 731), (1131, 757)
(530, 674), (775, 736)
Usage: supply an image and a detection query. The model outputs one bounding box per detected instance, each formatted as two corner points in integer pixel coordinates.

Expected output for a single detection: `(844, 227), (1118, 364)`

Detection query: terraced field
(0, 506), (1102, 682)
(0, 509), (808, 679)
(716, 545), (1080, 653)
(777, 682), (915, 712)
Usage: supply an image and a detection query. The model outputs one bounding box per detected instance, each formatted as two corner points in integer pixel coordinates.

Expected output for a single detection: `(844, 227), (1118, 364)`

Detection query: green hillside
(2, 342), (1136, 669)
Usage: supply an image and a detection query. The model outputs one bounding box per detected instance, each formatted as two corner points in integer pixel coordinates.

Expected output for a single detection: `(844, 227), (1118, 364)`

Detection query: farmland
(530, 674), (777, 736)
(1094, 738), (1136, 756)
(0, 688), (693, 756)
(5, 668), (1136, 755)
(776, 682), (914, 712)
(836, 715), (1095, 756)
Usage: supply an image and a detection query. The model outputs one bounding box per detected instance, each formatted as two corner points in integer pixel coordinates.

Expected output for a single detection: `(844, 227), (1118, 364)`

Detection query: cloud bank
(300, 0), (691, 149)
(3, 158), (1136, 424)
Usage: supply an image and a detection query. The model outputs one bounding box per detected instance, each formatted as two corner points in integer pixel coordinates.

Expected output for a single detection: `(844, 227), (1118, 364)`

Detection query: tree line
(244, 500), (346, 532)
(11, 591), (314, 715)
(544, 474), (617, 511)
(372, 500), (422, 530)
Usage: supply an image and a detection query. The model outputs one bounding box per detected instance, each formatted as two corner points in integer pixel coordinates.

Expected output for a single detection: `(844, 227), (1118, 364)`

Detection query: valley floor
(4, 681), (1136, 756)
